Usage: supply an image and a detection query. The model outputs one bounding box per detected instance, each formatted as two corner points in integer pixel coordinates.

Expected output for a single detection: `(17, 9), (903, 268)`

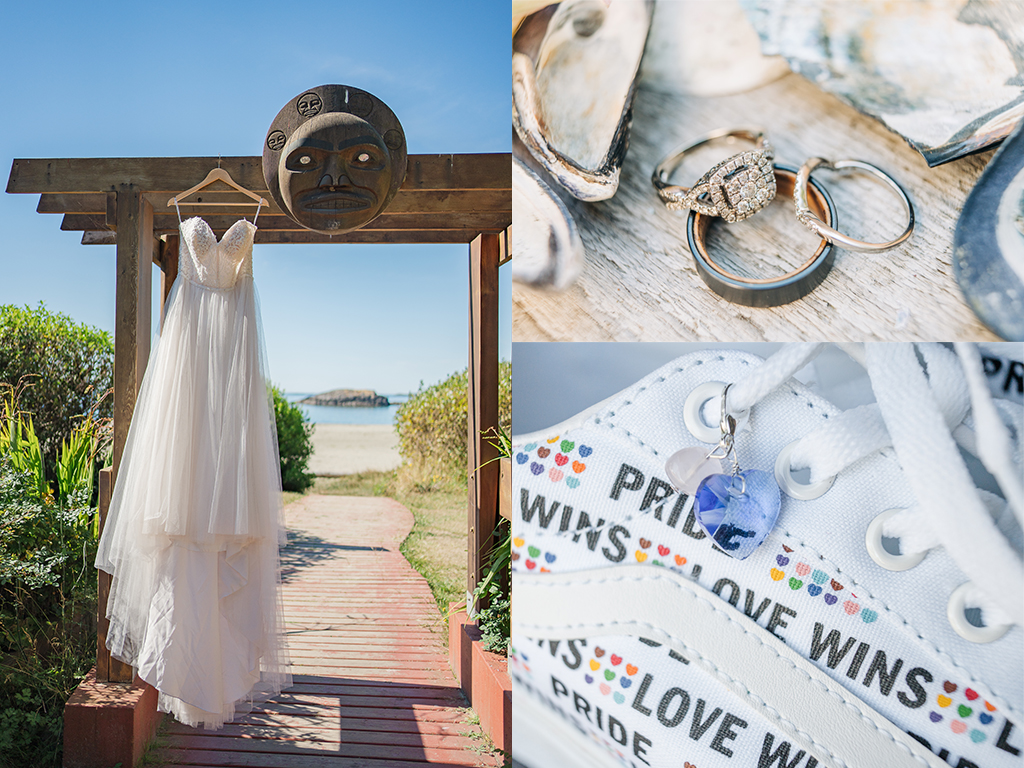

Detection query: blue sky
(0, 0), (510, 395)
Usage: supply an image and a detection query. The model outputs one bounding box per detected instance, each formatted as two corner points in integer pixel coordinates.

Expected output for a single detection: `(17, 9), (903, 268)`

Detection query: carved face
(296, 92), (322, 118)
(278, 112), (394, 231)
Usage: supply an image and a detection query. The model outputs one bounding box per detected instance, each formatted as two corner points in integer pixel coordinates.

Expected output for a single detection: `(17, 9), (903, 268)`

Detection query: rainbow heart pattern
(928, 681), (1000, 742)
(513, 436), (593, 490)
(581, 644), (640, 707)
(511, 537), (556, 573)
(766, 543), (875, 623)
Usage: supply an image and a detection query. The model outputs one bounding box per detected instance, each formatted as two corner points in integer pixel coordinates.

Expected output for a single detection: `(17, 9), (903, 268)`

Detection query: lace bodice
(178, 218), (256, 290)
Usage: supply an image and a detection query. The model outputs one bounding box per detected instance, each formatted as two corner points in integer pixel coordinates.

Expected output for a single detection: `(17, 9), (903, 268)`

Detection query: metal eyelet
(774, 440), (835, 500)
(947, 582), (1012, 644)
(865, 509), (926, 571)
(683, 381), (728, 443)
(683, 381), (750, 444)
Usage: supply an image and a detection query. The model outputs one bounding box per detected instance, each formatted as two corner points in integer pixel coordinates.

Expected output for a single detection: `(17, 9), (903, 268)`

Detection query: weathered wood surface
(467, 235), (501, 604)
(7, 154), (511, 194)
(38, 189), (511, 216)
(512, 72), (1001, 341)
(106, 185), (151, 683)
(146, 495), (502, 768)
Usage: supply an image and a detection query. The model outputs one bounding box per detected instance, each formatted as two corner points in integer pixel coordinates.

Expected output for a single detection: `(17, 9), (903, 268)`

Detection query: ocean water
(285, 393), (408, 425)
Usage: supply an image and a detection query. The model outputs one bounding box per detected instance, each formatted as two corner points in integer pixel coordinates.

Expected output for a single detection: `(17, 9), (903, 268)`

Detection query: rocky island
(299, 389), (390, 408)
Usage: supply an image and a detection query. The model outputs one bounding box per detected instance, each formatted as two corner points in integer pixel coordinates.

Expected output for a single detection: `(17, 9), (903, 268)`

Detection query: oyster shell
(511, 155), (584, 291)
(513, 0), (654, 200)
(739, 0), (1024, 165)
(641, 0), (790, 97)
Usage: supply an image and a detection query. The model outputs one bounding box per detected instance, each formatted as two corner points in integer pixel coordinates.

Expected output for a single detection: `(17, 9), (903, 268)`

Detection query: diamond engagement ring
(653, 128), (776, 223)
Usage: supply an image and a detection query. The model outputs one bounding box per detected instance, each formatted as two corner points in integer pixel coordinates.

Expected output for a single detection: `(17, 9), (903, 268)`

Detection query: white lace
(726, 342), (1024, 631)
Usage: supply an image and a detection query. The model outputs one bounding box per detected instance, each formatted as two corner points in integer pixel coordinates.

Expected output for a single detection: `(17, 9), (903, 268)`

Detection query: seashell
(511, 156), (584, 291)
(954, 119), (1024, 340)
(513, 0), (654, 201)
(641, 0), (790, 97)
(739, 0), (1024, 165)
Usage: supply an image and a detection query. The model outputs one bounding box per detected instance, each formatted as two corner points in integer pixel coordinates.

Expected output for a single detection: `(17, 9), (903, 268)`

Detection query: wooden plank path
(148, 495), (503, 768)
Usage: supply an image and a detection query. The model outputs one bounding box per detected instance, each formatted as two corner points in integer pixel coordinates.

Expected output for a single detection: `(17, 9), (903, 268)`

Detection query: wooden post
(467, 233), (501, 610)
(159, 235), (179, 329)
(95, 468), (113, 681)
(99, 184), (153, 683)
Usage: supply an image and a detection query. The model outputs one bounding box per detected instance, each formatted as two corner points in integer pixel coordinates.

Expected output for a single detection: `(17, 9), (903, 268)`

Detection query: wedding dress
(95, 215), (291, 729)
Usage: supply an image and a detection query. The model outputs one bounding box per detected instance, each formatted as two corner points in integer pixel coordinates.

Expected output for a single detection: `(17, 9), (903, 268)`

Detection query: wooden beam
(7, 154), (511, 194)
(60, 210), (512, 234)
(83, 229), (487, 245)
(466, 233), (501, 609)
(37, 189), (512, 216)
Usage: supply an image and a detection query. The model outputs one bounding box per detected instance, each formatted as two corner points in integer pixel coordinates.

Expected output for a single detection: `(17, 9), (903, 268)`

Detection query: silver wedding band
(793, 158), (914, 252)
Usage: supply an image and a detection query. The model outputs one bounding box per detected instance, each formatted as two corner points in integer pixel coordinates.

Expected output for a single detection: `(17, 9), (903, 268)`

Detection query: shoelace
(726, 342), (1024, 635)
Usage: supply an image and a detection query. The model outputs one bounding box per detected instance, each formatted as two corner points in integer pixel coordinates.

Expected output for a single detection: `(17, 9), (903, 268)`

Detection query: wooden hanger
(168, 166), (268, 208)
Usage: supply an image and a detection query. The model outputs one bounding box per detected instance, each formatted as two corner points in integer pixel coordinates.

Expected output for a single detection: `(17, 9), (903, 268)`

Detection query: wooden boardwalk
(148, 494), (502, 767)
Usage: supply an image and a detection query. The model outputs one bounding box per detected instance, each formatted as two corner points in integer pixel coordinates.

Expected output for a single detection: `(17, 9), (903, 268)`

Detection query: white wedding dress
(95, 216), (291, 729)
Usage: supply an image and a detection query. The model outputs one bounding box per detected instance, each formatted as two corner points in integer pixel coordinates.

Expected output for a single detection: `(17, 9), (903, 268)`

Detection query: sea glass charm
(694, 469), (780, 560)
(665, 447), (724, 495)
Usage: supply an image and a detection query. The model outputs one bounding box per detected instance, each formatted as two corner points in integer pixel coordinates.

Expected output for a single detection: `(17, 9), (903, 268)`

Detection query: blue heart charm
(694, 470), (781, 560)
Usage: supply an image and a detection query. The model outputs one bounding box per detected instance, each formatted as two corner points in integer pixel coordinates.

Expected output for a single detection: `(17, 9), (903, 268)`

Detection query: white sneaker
(511, 343), (1023, 768)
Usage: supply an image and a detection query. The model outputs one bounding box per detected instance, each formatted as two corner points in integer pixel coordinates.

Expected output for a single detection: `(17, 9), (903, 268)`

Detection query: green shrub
(272, 387), (315, 492)
(0, 304), (113, 479)
(473, 517), (510, 654)
(0, 455), (99, 768)
(394, 361), (511, 490)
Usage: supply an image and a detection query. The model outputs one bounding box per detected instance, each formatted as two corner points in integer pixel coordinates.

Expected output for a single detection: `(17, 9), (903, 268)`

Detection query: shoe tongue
(978, 343), (1023, 405)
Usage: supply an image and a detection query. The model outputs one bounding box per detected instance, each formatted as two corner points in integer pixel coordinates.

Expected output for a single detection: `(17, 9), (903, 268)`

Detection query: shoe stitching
(518, 572), (934, 768)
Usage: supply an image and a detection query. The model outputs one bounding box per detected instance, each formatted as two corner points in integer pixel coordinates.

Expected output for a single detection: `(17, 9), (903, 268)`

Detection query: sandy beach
(308, 423), (402, 476)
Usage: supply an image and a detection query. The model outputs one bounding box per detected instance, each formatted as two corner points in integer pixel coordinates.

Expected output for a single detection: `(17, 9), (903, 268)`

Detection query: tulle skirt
(95, 273), (291, 729)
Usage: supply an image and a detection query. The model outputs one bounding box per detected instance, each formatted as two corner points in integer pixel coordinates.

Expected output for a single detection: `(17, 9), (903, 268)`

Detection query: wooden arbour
(6, 153), (510, 684)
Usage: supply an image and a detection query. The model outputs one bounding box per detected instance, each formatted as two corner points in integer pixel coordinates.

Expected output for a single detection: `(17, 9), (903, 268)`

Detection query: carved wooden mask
(263, 85), (407, 233)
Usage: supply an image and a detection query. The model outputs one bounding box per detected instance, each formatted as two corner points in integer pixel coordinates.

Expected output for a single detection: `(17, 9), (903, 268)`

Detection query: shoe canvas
(511, 348), (1022, 768)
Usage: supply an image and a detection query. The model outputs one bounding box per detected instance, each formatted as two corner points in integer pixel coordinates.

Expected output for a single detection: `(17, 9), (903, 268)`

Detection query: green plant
(0, 384), (48, 501)
(468, 423), (511, 655)
(0, 457), (99, 768)
(0, 304), (113, 479)
(271, 387), (315, 492)
(471, 518), (510, 654)
(0, 380), (104, 767)
(394, 361), (511, 491)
